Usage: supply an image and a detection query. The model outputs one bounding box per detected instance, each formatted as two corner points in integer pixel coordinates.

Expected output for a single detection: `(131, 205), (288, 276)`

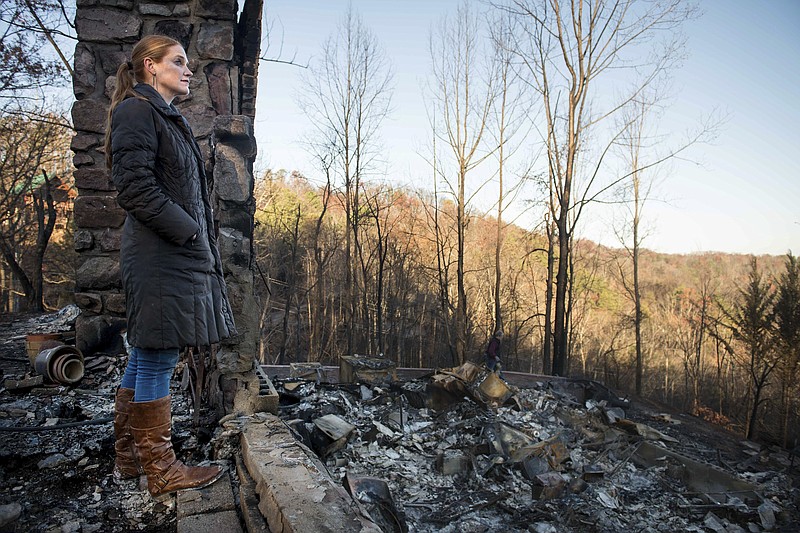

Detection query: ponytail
(104, 61), (140, 169)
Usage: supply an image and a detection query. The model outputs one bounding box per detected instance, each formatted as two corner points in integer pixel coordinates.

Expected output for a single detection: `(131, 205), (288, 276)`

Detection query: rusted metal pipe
(33, 345), (84, 385)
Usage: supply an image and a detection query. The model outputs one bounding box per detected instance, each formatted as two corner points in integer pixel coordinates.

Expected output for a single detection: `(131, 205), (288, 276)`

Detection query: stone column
(210, 115), (263, 414)
(71, 0), (263, 414)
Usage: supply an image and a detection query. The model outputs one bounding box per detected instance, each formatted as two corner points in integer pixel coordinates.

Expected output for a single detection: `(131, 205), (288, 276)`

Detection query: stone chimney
(71, 0), (263, 414)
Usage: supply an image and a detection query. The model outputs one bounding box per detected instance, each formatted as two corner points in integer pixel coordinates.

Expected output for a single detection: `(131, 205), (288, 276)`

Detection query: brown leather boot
(129, 395), (223, 496)
(114, 388), (141, 479)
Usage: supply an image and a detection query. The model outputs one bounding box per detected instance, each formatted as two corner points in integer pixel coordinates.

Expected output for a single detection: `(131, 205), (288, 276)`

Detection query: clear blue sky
(255, 0), (800, 256)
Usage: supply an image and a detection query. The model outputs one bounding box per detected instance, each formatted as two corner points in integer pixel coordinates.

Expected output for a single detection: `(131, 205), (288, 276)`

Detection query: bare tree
(613, 94), (673, 395)
(542, 193), (556, 373)
(615, 100), (649, 395)
(487, 9), (530, 339)
(614, 81), (719, 396)
(672, 277), (713, 412)
(299, 6), (392, 356)
(423, 144), (459, 364)
(706, 305), (733, 418)
(428, 1), (497, 365)
(0, 109), (71, 311)
(361, 185), (404, 356)
(308, 147), (339, 362)
(0, 0), (74, 100)
(500, 0), (696, 376)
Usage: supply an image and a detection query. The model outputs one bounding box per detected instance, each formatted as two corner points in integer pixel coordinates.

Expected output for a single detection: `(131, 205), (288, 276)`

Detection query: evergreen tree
(723, 257), (776, 440)
(773, 253), (800, 446)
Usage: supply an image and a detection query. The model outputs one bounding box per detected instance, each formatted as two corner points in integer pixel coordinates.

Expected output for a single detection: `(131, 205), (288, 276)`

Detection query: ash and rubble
(2, 308), (799, 533)
(272, 363), (799, 533)
(0, 310), (231, 533)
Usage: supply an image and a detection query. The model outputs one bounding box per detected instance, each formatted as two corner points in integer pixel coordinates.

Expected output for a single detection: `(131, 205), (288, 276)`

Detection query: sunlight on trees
(0, 110), (73, 311)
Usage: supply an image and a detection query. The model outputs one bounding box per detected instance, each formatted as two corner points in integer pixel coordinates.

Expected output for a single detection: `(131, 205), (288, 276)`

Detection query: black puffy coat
(110, 83), (236, 349)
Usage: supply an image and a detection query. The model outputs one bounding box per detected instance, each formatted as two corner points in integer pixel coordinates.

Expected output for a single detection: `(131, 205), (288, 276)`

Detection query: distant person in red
(484, 330), (503, 372)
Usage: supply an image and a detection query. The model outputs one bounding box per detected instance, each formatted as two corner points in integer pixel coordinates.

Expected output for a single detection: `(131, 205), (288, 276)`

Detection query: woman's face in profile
(150, 45), (193, 103)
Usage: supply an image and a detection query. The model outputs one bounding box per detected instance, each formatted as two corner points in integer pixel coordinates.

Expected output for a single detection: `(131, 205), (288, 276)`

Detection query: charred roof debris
(1, 311), (799, 532)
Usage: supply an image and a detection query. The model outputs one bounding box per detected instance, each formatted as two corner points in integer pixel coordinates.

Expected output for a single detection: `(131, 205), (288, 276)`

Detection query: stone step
(176, 472), (243, 533)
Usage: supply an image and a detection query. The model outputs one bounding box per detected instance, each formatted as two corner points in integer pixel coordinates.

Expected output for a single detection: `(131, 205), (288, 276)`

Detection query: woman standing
(104, 35), (237, 496)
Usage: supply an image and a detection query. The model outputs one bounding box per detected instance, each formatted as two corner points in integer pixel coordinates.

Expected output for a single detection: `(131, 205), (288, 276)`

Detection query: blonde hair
(104, 35), (183, 168)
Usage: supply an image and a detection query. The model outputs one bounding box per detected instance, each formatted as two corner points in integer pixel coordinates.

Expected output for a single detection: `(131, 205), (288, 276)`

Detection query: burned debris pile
(272, 362), (799, 533)
(2, 306), (798, 533)
(0, 310), (223, 533)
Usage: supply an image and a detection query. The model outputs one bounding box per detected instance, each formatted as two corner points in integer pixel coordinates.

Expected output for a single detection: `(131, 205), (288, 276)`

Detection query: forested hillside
(254, 169), (797, 448)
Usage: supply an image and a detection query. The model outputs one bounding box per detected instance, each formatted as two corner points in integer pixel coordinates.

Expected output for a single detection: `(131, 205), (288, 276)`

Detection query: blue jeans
(120, 347), (180, 401)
